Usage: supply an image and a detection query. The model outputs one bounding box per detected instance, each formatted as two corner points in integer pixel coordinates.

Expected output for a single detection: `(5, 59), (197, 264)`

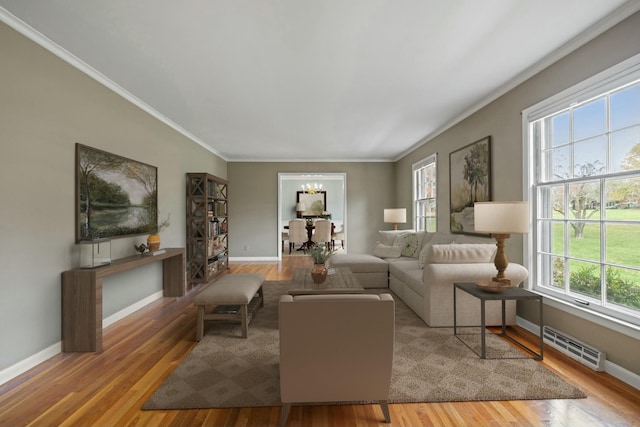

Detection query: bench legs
(196, 305), (205, 341)
(196, 286), (264, 341)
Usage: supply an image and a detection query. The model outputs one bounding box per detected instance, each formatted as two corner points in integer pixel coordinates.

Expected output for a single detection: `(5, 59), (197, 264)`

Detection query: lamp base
(491, 277), (511, 287)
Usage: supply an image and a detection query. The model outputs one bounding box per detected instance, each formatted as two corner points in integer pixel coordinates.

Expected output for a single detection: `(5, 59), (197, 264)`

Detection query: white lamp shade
(384, 208), (406, 224)
(295, 203), (306, 211)
(474, 201), (529, 234)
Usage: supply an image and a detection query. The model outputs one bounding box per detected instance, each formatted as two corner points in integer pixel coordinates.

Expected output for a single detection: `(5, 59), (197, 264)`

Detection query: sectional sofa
(329, 230), (528, 327)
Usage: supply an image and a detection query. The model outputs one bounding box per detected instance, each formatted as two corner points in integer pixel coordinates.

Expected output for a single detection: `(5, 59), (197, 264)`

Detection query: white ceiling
(2, 1), (639, 161)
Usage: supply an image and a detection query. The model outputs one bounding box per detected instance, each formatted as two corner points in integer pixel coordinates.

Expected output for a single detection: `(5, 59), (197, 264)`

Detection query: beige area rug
(142, 281), (585, 410)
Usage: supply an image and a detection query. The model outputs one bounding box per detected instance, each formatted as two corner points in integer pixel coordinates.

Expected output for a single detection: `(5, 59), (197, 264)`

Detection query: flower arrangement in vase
(308, 243), (336, 284)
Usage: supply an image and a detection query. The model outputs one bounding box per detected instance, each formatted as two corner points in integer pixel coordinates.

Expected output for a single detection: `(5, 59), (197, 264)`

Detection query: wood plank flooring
(0, 256), (638, 426)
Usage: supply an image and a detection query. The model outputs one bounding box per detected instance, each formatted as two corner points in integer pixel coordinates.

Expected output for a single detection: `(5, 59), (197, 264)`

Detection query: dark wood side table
(453, 282), (544, 360)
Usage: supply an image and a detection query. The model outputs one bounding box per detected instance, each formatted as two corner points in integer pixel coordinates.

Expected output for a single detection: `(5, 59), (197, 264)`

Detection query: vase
(147, 234), (161, 252)
(311, 263), (328, 284)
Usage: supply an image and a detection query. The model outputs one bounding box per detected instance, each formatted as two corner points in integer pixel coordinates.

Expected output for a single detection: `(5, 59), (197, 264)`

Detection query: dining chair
(311, 219), (332, 250)
(332, 225), (344, 250)
(281, 230), (289, 253)
(288, 219), (307, 253)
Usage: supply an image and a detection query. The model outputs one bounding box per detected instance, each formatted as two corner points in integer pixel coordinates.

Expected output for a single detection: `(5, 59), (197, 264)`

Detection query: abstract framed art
(449, 136), (491, 234)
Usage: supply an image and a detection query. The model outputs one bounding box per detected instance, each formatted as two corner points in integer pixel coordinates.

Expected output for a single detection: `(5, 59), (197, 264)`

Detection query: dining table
(284, 221), (334, 251)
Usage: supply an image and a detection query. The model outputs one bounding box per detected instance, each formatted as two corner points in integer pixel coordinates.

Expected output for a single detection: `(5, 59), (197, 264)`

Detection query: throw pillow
(418, 233), (456, 268)
(378, 230), (411, 246)
(373, 243), (402, 258)
(394, 233), (420, 258)
(427, 243), (497, 264)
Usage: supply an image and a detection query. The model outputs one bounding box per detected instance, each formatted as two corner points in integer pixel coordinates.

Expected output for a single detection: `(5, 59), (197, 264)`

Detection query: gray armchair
(278, 293), (395, 426)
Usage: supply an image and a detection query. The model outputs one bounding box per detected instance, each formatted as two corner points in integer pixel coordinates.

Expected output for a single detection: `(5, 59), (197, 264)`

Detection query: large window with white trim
(525, 54), (640, 326)
(413, 154), (437, 231)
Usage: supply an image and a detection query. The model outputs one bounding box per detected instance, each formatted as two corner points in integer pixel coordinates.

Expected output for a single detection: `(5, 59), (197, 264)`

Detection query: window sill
(529, 288), (640, 340)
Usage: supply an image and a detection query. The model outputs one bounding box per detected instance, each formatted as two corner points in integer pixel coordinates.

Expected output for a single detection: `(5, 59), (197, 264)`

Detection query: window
(524, 54), (640, 326)
(413, 154), (437, 231)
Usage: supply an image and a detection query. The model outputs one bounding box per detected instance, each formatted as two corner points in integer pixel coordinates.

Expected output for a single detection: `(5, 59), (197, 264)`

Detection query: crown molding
(0, 6), (228, 161)
(396, 1), (640, 162)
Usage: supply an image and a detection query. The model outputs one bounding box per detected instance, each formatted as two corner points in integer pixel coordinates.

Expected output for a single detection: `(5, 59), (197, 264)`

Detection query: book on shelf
(144, 249), (166, 256)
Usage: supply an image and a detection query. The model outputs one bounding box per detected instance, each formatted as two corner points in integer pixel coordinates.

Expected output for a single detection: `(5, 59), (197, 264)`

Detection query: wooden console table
(62, 247), (185, 352)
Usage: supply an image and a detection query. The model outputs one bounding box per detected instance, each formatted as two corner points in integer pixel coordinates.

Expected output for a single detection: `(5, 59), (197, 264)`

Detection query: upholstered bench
(194, 273), (265, 340)
(328, 254), (388, 288)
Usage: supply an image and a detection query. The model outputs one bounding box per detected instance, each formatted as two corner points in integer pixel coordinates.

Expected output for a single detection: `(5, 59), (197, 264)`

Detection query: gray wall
(228, 162), (396, 257)
(395, 11), (640, 375)
(0, 22), (226, 371)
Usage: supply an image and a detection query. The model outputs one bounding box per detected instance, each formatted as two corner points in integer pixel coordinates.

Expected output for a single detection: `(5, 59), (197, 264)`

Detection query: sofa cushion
(378, 230), (412, 246)
(388, 259), (420, 284)
(329, 253), (389, 273)
(427, 243), (496, 264)
(373, 243), (402, 258)
(418, 233), (457, 268)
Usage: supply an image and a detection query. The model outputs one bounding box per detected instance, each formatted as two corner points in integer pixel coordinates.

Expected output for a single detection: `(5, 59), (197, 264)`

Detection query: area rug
(143, 281), (585, 410)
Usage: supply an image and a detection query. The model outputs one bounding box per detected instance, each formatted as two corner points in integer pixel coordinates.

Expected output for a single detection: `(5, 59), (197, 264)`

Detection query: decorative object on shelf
(449, 136), (491, 234)
(134, 243), (148, 256)
(295, 202), (306, 218)
(384, 208), (406, 230)
(308, 243), (337, 284)
(146, 214), (170, 252)
(76, 143), (158, 242)
(79, 238), (111, 268)
(474, 201), (529, 286)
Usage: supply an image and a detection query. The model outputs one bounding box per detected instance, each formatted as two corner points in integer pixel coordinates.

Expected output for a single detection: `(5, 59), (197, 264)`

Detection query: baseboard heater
(542, 326), (605, 371)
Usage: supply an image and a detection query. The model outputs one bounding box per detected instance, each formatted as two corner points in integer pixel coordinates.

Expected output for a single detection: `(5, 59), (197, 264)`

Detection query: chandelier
(301, 183), (323, 194)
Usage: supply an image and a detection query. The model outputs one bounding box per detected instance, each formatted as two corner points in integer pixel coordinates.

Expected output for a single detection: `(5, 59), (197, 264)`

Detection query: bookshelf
(186, 173), (229, 286)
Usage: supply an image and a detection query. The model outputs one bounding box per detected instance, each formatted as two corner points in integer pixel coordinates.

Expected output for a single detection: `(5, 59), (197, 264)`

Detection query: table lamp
(295, 203), (306, 218)
(384, 208), (406, 230)
(474, 201), (529, 286)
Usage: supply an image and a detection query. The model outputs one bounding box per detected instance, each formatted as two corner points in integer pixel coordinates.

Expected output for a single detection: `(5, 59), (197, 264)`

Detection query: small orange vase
(147, 234), (161, 252)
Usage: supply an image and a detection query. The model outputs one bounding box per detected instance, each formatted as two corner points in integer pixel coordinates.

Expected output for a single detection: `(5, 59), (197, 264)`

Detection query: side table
(453, 282), (543, 360)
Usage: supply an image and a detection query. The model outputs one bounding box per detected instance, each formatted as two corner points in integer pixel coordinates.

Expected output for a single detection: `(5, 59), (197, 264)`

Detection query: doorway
(278, 173), (347, 259)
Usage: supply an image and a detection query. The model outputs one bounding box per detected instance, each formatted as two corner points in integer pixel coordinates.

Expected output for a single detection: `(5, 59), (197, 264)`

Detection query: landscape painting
(449, 136), (491, 234)
(296, 191), (326, 217)
(76, 143), (158, 242)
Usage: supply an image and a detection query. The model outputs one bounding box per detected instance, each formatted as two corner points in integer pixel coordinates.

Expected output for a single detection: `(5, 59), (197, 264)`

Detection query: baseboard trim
(517, 316), (640, 391)
(103, 290), (163, 328)
(0, 341), (60, 387)
(0, 290), (164, 387)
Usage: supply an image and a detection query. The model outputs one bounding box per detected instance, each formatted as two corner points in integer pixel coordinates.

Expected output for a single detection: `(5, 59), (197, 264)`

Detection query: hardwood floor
(0, 256), (638, 427)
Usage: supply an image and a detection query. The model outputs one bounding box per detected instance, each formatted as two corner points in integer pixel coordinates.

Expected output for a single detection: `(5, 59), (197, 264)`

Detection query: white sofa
(329, 231), (528, 327)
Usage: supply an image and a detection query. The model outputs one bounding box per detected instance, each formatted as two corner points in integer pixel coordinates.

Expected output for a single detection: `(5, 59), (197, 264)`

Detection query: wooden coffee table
(289, 267), (364, 295)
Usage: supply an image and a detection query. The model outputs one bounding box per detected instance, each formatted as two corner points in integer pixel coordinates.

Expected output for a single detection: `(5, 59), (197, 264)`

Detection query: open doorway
(278, 173), (347, 259)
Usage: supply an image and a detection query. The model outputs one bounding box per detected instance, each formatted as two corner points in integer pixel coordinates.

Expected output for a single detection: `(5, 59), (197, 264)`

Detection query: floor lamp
(474, 201), (529, 286)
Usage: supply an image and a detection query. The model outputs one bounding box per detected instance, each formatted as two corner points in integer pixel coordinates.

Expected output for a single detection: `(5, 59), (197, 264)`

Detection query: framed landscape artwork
(296, 191), (326, 217)
(449, 136), (491, 234)
(76, 143), (158, 242)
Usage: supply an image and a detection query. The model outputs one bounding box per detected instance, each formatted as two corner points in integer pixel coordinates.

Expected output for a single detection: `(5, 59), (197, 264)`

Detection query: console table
(62, 247), (185, 352)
